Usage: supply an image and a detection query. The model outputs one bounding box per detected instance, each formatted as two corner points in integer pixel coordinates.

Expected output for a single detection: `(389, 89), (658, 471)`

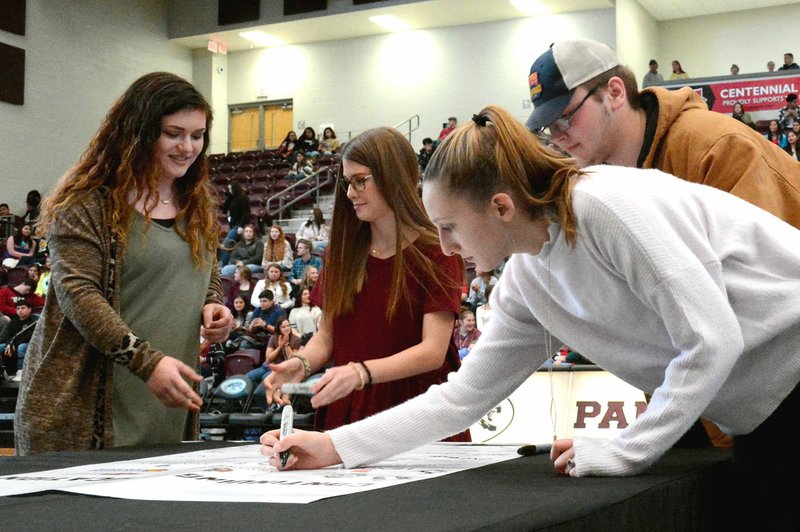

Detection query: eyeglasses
(338, 174), (372, 193)
(545, 85), (600, 134)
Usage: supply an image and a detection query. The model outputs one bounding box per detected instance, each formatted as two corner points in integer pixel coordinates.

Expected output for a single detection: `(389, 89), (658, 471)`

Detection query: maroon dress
(311, 242), (470, 441)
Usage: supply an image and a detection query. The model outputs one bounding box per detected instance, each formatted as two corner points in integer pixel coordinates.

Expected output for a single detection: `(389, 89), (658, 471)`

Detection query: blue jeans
(1, 342), (26, 374)
(221, 263), (264, 276)
(245, 366), (271, 385)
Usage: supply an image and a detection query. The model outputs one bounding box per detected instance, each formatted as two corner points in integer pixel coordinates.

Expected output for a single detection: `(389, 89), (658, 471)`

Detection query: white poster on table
(0, 443), (519, 503)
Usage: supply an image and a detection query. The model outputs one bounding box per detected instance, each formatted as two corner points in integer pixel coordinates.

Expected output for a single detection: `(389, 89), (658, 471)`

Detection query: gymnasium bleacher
(207, 149), (340, 238)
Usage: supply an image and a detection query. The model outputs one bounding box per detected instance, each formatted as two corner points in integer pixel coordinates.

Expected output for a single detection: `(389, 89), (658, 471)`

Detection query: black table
(0, 442), (735, 531)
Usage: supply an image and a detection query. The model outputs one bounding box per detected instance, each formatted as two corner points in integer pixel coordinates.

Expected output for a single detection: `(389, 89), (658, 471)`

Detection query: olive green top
(113, 213), (212, 446)
(15, 187), (223, 456)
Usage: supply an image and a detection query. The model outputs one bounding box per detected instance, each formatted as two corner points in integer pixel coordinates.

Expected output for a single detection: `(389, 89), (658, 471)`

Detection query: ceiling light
(239, 31), (285, 47)
(369, 15), (412, 32)
(509, 0), (552, 16)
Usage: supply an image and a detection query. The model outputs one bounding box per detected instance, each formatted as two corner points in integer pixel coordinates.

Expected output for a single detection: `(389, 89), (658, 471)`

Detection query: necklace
(370, 243), (394, 257)
(160, 198), (171, 204)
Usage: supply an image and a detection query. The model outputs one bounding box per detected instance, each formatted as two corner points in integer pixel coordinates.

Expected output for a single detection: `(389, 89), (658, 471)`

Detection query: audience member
(224, 264), (254, 310)
(246, 317), (301, 386)
(221, 223), (264, 276)
(0, 203), (11, 217)
(319, 127), (340, 154)
(289, 238), (323, 287)
(26, 263), (41, 284)
(219, 181), (251, 267)
(14, 72), (232, 455)
(251, 263), (294, 311)
(263, 127), (468, 441)
(778, 93), (799, 131)
(300, 264), (319, 293)
(262, 225), (294, 271)
(3, 222), (36, 268)
(731, 102), (755, 129)
(767, 61), (776, 72)
(287, 152), (314, 180)
(1, 300), (37, 381)
(298, 127), (320, 159)
(241, 289), (285, 350)
(641, 59), (663, 87)
(453, 309), (481, 360)
(779, 52), (799, 70)
(32, 225), (48, 262)
(261, 106), (800, 532)
(297, 208), (329, 250)
(526, 39), (800, 228)
(730, 64), (739, 76)
(785, 131), (800, 160)
(278, 131), (298, 160)
(465, 270), (498, 311)
(34, 255), (51, 297)
(288, 287), (322, 339)
(417, 137), (435, 171)
(0, 278), (42, 339)
(223, 295), (251, 353)
(765, 119), (788, 148)
(437, 117), (457, 141)
(21, 190), (41, 230)
(670, 60), (688, 79)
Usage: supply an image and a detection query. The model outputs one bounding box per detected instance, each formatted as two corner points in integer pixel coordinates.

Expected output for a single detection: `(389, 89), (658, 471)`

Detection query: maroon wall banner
(662, 73), (800, 115)
(711, 76), (800, 113)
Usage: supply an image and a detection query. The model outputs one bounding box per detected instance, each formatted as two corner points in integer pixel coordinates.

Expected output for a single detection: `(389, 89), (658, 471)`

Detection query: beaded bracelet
(348, 361), (367, 390)
(294, 353), (312, 380)
(358, 361), (373, 386)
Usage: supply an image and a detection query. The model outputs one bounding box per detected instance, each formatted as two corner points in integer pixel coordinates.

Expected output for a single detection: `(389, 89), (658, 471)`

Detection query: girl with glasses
(263, 127), (469, 441)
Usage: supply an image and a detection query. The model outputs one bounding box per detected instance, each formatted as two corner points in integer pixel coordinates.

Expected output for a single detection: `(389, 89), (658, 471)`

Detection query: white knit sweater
(329, 166), (800, 476)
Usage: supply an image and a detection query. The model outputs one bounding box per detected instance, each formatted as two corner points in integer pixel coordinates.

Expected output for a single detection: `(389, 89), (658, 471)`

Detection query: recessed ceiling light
(509, 0), (552, 16)
(239, 31), (285, 47)
(369, 14), (412, 32)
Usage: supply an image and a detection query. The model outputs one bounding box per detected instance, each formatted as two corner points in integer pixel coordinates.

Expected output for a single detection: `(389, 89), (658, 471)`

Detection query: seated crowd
(0, 193), (49, 383)
(760, 92), (800, 160)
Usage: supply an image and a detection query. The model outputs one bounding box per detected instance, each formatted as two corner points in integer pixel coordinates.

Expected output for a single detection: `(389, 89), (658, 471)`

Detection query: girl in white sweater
(260, 106), (800, 517)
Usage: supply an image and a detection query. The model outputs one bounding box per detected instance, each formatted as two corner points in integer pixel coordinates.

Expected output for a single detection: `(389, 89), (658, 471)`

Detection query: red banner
(664, 74), (800, 114)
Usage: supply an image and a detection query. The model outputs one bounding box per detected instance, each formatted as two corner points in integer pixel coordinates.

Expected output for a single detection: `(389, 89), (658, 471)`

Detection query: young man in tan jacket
(526, 39), (800, 229)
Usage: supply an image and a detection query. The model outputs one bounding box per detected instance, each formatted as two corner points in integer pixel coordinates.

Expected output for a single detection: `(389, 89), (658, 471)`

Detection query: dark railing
(264, 163), (338, 218)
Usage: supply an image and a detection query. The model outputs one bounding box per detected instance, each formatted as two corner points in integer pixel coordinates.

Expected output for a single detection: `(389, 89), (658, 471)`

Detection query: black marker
(517, 443), (552, 456)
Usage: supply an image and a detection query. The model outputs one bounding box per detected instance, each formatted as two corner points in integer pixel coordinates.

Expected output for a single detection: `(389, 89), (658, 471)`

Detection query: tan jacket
(644, 87), (800, 228)
(15, 189), (222, 455)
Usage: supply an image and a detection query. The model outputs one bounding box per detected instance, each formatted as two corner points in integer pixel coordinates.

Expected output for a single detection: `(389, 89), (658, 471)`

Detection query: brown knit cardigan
(14, 189), (223, 455)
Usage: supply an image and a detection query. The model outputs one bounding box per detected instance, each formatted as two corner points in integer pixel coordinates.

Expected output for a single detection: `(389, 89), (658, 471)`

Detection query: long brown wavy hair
(37, 72), (218, 266)
(324, 127), (459, 321)
(424, 105), (581, 246)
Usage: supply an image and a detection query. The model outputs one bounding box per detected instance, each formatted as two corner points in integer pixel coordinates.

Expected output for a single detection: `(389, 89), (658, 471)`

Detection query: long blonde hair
(324, 127), (459, 321)
(424, 105), (581, 246)
(37, 72), (218, 265)
(266, 263), (290, 299)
